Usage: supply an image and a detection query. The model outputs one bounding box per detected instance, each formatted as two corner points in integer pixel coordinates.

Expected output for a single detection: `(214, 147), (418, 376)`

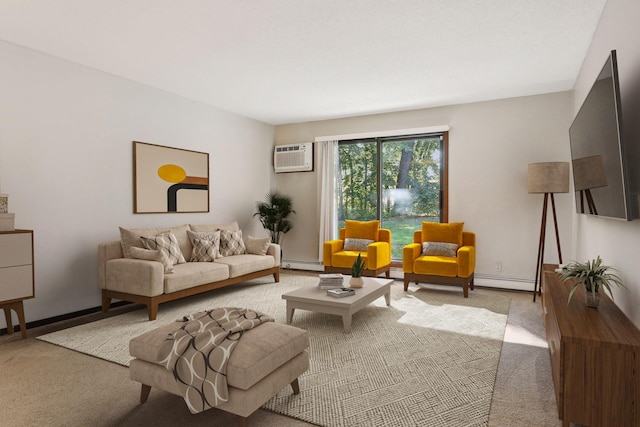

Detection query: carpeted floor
(38, 274), (510, 427)
(2, 271), (564, 426)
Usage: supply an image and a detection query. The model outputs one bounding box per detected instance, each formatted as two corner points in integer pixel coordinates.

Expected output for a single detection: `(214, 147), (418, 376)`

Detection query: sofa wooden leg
(237, 415), (248, 427)
(290, 378), (300, 394)
(463, 282), (469, 298)
(470, 274), (475, 290)
(147, 303), (158, 321)
(140, 384), (151, 403)
(403, 276), (410, 291)
(385, 270), (390, 279)
(101, 294), (112, 313)
(273, 270), (280, 282)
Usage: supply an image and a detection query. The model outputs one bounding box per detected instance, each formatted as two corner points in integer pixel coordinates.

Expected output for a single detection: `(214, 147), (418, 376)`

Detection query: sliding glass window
(336, 132), (448, 260)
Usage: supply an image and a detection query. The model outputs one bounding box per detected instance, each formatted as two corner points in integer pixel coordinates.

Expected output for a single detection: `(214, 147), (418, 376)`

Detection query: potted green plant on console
(349, 253), (365, 288)
(560, 256), (624, 308)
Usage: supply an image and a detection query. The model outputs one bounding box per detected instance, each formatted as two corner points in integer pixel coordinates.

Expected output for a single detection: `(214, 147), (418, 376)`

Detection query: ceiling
(0, 1), (607, 125)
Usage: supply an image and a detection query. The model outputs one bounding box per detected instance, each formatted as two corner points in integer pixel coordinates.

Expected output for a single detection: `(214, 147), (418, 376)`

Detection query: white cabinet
(0, 230), (34, 338)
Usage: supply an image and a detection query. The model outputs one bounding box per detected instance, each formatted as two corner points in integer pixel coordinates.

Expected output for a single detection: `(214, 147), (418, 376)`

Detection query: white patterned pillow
(421, 241), (458, 257)
(140, 231), (186, 265)
(187, 230), (222, 260)
(129, 246), (174, 273)
(245, 235), (270, 255)
(219, 229), (246, 256)
(343, 238), (373, 252)
(190, 238), (217, 262)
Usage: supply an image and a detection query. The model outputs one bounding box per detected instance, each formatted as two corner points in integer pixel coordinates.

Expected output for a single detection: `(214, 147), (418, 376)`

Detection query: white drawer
(0, 232), (32, 268)
(0, 264), (34, 301)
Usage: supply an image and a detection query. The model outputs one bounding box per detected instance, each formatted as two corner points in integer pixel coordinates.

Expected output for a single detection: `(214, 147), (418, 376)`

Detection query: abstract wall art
(133, 141), (209, 213)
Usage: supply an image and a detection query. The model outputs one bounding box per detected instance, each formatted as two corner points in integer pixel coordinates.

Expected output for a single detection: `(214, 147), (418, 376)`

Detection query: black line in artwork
(167, 183), (208, 212)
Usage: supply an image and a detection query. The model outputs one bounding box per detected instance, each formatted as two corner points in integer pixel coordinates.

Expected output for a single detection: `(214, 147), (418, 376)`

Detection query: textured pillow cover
(119, 226), (170, 259)
(219, 229), (246, 256)
(343, 238), (373, 252)
(190, 238), (217, 262)
(421, 241), (459, 257)
(422, 222), (464, 247)
(187, 230), (222, 260)
(129, 246), (174, 273)
(345, 220), (380, 241)
(140, 231), (186, 265)
(245, 236), (270, 255)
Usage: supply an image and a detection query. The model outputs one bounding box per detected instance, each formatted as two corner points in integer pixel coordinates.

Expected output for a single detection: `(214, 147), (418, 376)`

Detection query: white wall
(572, 0), (640, 326)
(0, 40), (275, 329)
(275, 91), (574, 290)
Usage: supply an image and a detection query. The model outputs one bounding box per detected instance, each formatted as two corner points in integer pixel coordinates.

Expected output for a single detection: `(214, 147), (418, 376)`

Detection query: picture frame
(133, 141), (209, 213)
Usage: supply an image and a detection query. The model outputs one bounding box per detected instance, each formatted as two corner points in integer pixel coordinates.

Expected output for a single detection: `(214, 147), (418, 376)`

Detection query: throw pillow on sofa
(119, 225), (190, 259)
(191, 238), (218, 262)
(140, 231), (186, 265)
(187, 230), (223, 260)
(219, 229), (246, 256)
(130, 246), (175, 273)
(245, 236), (270, 255)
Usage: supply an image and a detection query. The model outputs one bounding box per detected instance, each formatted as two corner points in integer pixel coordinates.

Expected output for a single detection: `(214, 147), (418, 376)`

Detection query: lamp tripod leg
(533, 193), (549, 302)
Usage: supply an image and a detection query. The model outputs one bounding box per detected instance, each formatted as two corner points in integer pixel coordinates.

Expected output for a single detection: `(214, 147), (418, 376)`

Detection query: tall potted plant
(254, 191), (295, 245)
(560, 256), (624, 307)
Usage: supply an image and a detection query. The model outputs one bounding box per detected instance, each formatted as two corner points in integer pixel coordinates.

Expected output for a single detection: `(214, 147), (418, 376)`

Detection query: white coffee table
(282, 276), (393, 333)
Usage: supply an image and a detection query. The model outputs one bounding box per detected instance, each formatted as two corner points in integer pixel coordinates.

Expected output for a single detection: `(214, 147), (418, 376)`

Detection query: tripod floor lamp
(528, 162), (569, 302)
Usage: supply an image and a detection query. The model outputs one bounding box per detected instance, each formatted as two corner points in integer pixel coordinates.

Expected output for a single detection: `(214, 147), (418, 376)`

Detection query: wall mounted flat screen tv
(569, 50), (632, 220)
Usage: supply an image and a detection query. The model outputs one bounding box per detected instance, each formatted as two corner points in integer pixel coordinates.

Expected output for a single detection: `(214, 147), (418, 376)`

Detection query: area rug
(38, 273), (510, 427)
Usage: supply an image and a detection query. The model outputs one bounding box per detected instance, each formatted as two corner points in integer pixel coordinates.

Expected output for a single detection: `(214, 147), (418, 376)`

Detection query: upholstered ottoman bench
(129, 315), (309, 423)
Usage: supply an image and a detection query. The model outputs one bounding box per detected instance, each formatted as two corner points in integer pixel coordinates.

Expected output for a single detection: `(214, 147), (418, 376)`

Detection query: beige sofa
(98, 221), (280, 320)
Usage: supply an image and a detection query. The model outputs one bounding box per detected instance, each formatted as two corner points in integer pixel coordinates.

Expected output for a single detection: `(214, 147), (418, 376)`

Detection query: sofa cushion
(129, 246), (174, 273)
(119, 224), (191, 259)
(245, 236), (270, 255)
(140, 231), (186, 265)
(163, 262), (230, 294)
(215, 254), (275, 278)
(220, 229), (246, 256)
(345, 220), (380, 241)
(129, 321), (309, 391)
(187, 230), (222, 260)
(189, 221), (240, 232)
(421, 222), (464, 247)
(414, 255), (459, 277)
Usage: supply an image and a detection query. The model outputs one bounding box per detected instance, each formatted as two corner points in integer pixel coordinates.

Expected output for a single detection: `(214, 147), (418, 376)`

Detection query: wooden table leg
(1, 301), (27, 338)
(3, 307), (13, 335)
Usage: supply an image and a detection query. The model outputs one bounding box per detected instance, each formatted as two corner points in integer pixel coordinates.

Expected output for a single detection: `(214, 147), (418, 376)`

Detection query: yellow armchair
(323, 220), (392, 278)
(402, 222), (476, 297)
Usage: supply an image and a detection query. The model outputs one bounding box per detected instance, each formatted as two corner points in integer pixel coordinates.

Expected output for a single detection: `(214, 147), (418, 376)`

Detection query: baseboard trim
(474, 275), (534, 292)
(0, 300), (132, 336)
(282, 260), (324, 272)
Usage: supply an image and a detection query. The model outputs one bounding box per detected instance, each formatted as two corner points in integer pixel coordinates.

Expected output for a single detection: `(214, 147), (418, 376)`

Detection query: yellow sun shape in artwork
(157, 164), (187, 183)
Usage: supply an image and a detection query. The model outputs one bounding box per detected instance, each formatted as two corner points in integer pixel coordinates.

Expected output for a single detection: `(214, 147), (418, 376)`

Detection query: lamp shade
(528, 162), (570, 194)
(572, 155), (607, 191)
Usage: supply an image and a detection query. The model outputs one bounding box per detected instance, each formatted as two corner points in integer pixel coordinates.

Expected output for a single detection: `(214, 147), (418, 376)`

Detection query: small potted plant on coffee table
(349, 253), (366, 288)
(560, 256), (624, 308)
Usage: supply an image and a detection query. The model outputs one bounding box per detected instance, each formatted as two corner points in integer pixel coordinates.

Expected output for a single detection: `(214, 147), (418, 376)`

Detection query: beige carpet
(38, 275), (510, 427)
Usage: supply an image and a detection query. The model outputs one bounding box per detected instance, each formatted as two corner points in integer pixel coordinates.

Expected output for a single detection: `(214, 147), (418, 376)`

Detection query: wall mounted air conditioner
(274, 142), (314, 173)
